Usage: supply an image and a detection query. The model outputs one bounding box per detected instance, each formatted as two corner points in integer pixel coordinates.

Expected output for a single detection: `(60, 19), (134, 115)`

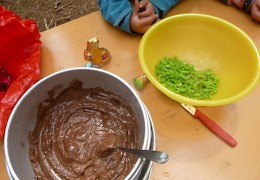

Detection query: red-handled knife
(181, 103), (237, 147)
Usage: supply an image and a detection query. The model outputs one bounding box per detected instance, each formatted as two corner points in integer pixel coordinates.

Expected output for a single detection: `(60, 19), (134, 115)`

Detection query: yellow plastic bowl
(139, 14), (260, 106)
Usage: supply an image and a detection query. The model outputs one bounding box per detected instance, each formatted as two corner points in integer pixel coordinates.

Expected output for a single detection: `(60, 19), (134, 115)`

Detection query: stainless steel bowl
(4, 67), (152, 180)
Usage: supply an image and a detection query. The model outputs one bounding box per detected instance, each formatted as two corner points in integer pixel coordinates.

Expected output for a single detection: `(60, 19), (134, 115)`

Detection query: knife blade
(181, 103), (237, 147)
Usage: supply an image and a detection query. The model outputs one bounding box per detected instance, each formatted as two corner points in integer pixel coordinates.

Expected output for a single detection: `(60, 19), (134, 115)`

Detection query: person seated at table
(98, 0), (260, 35)
(97, 0), (180, 35)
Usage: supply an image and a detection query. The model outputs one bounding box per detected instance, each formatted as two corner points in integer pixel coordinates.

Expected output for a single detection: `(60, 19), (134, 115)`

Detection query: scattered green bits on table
(155, 57), (219, 99)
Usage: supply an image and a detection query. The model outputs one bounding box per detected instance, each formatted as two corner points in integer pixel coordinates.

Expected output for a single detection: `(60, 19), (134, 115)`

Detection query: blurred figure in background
(98, 0), (260, 35)
(222, 0), (260, 22)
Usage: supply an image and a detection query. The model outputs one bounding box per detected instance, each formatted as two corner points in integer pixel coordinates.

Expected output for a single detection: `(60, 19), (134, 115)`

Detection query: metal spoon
(108, 146), (169, 164)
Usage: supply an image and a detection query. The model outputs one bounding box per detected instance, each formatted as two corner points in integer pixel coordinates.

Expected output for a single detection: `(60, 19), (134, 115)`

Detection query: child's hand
(251, 0), (260, 22)
(130, 0), (158, 34)
(138, 0), (156, 18)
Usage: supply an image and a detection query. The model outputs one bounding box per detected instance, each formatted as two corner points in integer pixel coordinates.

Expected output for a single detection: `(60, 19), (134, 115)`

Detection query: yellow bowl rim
(139, 13), (260, 106)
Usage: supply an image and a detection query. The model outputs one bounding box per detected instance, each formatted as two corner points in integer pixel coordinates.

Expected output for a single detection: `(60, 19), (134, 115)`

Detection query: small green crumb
(133, 77), (144, 90)
(155, 57), (219, 99)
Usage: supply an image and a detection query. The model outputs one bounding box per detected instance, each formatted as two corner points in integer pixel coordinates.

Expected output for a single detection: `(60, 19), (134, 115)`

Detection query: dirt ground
(0, 0), (100, 32)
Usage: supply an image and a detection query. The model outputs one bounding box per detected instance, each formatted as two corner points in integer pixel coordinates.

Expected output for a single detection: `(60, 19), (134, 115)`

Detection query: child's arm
(98, 0), (180, 35)
(97, 0), (135, 34)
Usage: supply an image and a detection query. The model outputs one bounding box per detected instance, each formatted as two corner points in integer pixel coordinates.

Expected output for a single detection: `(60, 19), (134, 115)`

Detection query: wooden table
(1, 0), (260, 179)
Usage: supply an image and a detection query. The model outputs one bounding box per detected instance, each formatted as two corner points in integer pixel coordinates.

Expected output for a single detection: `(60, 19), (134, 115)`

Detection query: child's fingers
(251, 3), (260, 22)
(140, 14), (158, 26)
(138, 2), (156, 18)
(139, 0), (149, 8)
(138, 8), (153, 17)
(133, 0), (140, 15)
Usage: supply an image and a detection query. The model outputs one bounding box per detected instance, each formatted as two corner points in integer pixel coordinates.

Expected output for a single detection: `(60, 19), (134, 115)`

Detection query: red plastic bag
(0, 6), (41, 138)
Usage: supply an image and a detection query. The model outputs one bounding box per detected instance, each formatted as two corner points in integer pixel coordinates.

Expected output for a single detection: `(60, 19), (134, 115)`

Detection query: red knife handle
(194, 109), (237, 147)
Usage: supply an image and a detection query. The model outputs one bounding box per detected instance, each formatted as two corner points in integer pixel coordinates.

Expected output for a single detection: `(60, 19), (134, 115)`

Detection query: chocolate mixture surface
(29, 80), (139, 180)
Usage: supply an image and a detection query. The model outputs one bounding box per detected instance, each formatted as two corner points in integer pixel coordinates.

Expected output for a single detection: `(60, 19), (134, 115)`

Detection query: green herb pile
(155, 57), (219, 99)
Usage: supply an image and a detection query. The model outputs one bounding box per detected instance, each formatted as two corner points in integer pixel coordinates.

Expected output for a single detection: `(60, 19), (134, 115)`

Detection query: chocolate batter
(29, 80), (139, 180)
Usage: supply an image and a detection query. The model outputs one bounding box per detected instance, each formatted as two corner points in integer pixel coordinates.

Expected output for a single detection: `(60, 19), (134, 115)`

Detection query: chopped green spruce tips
(155, 57), (219, 99)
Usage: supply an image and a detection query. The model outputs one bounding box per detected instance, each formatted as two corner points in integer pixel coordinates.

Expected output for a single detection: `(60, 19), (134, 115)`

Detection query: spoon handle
(116, 147), (169, 164)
